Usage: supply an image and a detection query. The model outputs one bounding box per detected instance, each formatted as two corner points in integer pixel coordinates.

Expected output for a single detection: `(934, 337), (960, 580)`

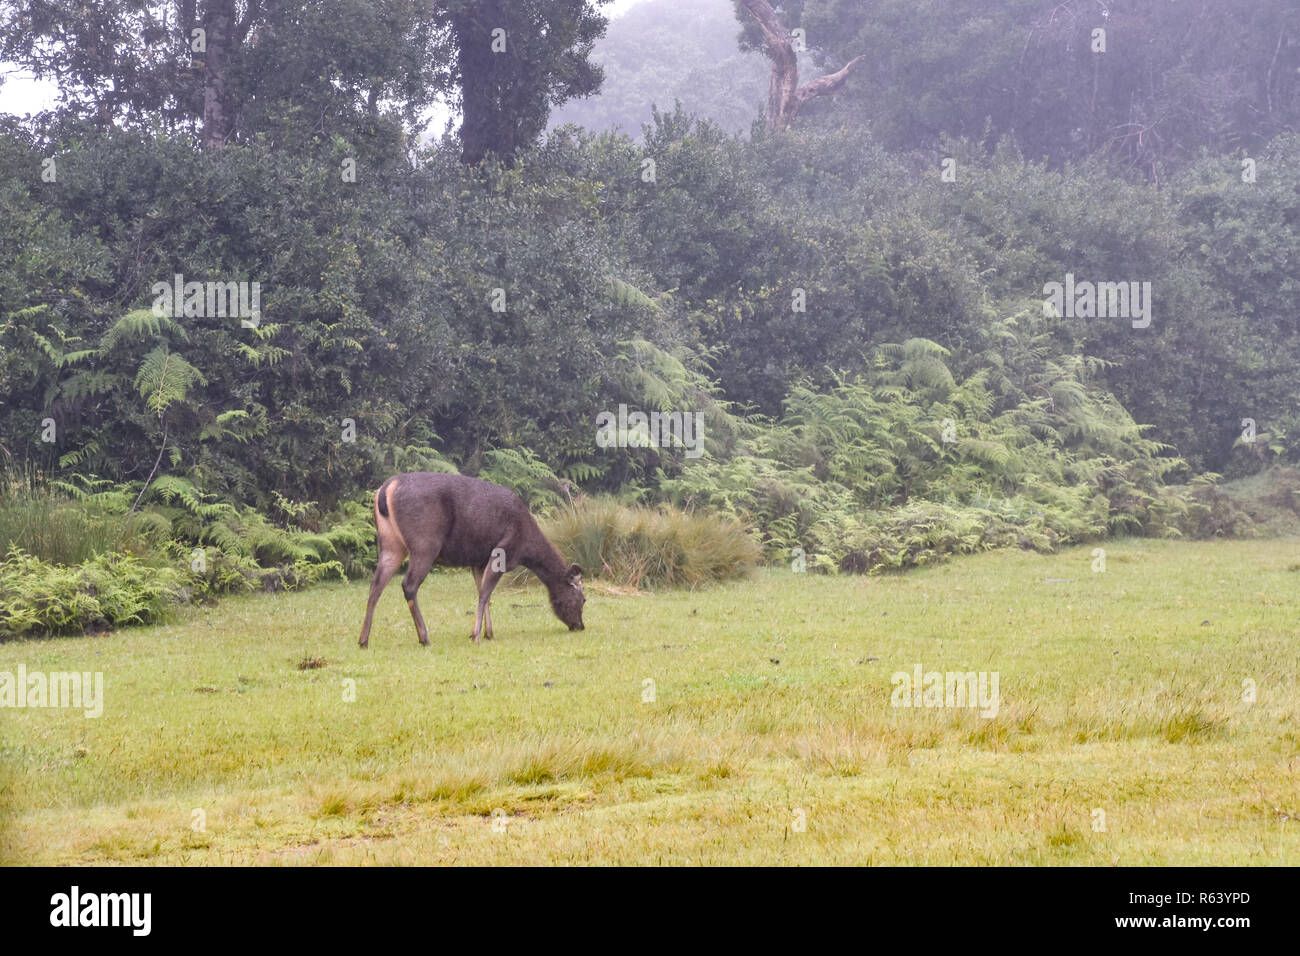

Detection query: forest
(3, 0), (1300, 878)
(1, 0), (1298, 636)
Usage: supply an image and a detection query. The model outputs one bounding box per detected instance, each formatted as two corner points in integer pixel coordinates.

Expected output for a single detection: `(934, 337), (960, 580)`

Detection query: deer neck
(521, 533), (568, 590)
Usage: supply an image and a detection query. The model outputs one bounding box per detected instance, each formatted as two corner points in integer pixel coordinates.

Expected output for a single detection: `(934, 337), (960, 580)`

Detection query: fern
(480, 448), (565, 511)
(100, 309), (188, 351)
(199, 408), (268, 445)
(235, 341), (291, 368)
(149, 476), (234, 519)
(58, 441), (103, 470)
(134, 346), (204, 416)
(561, 460), (607, 483)
(606, 277), (665, 313)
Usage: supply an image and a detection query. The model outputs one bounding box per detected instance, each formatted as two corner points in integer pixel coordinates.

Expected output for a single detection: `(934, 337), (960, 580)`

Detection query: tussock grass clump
(0, 481), (138, 565)
(504, 740), (657, 785)
(541, 497), (759, 589)
(1066, 693), (1229, 745)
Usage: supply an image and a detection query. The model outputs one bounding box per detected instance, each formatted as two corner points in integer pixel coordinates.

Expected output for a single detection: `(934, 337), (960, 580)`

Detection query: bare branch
(795, 55), (865, 106)
(740, 0), (864, 131)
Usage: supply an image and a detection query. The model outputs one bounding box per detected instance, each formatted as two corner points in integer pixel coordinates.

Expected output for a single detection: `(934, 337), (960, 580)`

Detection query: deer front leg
(471, 563), (504, 643)
(470, 568), (483, 640)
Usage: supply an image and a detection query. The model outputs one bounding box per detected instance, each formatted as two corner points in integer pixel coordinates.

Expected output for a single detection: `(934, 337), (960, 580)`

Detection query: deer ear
(567, 563), (583, 581)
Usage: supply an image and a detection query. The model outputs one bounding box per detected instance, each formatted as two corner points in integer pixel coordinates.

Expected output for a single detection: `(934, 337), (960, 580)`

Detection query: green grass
(2, 537), (1298, 865)
(0, 484), (131, 566)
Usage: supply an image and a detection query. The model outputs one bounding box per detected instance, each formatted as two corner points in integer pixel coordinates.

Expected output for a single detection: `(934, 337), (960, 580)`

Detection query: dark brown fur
(358, 472), (584, 648)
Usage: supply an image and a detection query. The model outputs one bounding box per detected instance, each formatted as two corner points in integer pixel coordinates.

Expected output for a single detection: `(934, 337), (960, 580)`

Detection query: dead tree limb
(740, 0), (865, 131)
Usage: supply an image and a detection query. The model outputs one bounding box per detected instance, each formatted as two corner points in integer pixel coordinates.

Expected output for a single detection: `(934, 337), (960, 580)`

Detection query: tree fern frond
(134, 346), (204, 417)
(101, 309), (188, 351)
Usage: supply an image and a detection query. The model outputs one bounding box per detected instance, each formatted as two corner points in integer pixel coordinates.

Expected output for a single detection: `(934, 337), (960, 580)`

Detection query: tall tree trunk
(741, 0), (864, 131)
(453, 0), (510, 165)
(201, 0), (236, 148)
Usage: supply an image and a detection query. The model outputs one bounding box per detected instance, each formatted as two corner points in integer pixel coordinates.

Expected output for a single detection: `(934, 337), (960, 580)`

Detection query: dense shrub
(0, 549), (183, 638)
(0, 473), (378, 635)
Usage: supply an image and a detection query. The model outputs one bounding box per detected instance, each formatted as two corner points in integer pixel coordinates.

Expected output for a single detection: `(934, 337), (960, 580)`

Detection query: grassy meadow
(2, 537), (1298, 866)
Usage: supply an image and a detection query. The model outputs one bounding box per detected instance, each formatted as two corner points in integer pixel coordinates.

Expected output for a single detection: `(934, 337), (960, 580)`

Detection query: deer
(357, 472), (585, 648)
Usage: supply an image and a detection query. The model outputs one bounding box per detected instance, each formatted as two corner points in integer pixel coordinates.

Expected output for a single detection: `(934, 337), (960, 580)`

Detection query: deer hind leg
(359, 535), (407, 649)
(402, 550), (438, 646)
(471, 562), (504, 643)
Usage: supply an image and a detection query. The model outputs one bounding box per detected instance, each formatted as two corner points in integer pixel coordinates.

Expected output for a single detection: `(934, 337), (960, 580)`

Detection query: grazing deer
(358, 472), (585, 648)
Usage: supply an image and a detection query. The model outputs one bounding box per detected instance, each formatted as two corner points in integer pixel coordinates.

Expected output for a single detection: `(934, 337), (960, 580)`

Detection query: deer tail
(376, 477), (396, 519)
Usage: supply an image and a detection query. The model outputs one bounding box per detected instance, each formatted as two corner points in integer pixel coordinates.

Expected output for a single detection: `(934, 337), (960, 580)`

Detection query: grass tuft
(539, 497), (760, 589)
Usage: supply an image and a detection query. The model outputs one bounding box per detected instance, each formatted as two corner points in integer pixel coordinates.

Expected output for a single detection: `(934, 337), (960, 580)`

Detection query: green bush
(657, 329), (1222, 571)
(185, 498), (371, 599)
(0, 549), (183, 639)
(539, 497), (759, 589)
(0, 476), (375, 632)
